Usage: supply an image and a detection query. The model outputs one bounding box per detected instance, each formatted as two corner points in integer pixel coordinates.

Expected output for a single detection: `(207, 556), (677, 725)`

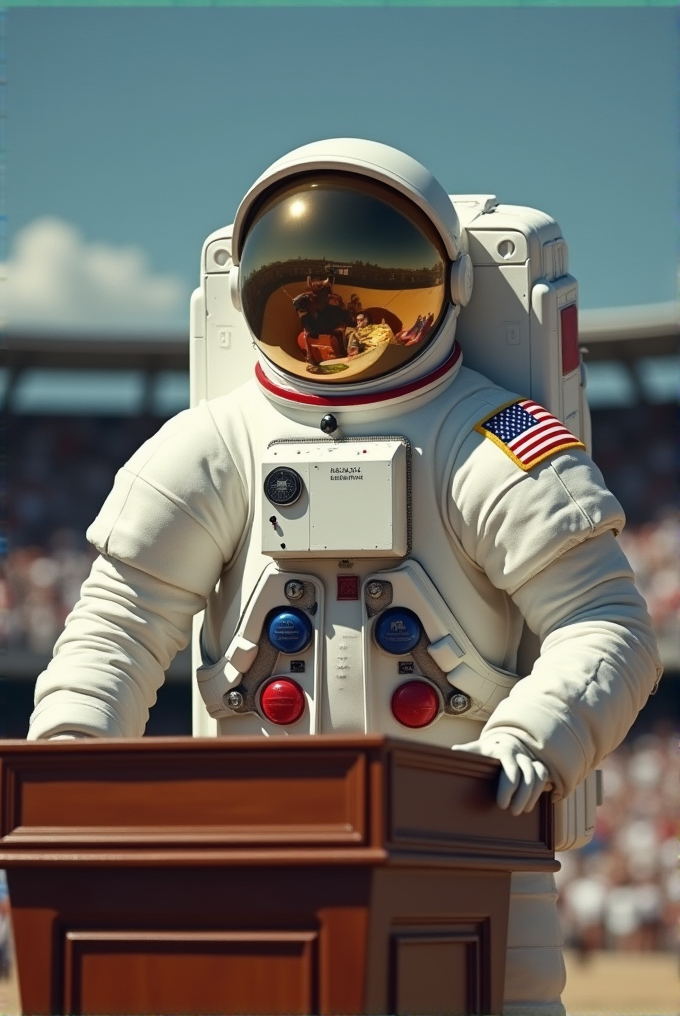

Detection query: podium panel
(64, 931), (317, 1016)
(393, 933), (476, 1016)
(0, 735), (555, 1015)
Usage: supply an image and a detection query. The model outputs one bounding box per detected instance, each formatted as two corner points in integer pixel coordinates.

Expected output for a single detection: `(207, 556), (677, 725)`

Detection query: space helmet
(230, 140), (473, 393)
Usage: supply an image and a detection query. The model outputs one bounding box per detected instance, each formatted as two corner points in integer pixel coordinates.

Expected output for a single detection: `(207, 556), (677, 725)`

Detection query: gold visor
(240, 174), (449, 384)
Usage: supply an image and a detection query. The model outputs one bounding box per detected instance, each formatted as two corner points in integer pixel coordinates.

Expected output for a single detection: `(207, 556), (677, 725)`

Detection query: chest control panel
(262, 438), (410, 559)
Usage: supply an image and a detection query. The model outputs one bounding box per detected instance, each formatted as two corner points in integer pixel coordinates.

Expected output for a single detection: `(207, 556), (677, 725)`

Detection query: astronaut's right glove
(452, 733), (550, 816)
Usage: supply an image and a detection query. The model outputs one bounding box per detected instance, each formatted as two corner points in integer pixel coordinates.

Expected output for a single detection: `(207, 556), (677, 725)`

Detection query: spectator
(557, 728), (680, 953)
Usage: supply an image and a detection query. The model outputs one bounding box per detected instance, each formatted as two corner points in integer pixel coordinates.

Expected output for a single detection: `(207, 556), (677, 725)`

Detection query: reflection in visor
(239, 175), (449, 384)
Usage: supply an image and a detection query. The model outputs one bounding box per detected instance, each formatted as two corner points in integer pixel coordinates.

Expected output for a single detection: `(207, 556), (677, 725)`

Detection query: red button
(260, 678), (306, 725)
(391, 681), (439, 729)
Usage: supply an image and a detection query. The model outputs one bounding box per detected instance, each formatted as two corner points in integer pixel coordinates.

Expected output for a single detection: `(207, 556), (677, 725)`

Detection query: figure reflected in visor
(292, 276), (353, 372)
(396, 312), (435, 346)
(346, 311), (396, 359)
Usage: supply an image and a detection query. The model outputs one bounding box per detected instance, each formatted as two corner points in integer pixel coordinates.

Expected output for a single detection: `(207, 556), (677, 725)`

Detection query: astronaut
(28, 140), (661, 1016)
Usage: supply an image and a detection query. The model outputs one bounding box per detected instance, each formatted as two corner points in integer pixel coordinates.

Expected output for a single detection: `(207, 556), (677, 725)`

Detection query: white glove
(452, 733), (550, 816)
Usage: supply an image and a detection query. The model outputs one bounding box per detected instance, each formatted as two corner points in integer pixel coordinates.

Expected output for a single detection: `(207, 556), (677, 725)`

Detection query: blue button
(374, 608), (422, 655)
(267, 608), (313, 654)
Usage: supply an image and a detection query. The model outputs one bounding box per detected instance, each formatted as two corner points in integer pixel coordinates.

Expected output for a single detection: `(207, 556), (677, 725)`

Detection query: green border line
(2, 0), (676, 7)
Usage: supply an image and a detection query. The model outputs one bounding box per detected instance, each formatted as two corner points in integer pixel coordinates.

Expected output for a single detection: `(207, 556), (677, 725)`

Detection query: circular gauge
(263, 467), (303, 507)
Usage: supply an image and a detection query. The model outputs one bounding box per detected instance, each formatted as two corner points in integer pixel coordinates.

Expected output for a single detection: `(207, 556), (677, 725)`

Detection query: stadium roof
(5, 301), (677, 359)
(3, 302), (677, 413)
(579, 301), (678, 360)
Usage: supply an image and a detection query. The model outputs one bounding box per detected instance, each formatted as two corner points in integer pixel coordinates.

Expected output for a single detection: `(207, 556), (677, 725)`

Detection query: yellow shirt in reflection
(346, 322), (396, 354)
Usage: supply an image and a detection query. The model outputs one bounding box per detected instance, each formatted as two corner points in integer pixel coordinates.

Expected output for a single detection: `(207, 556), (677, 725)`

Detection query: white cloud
(4, 218), (188, 334)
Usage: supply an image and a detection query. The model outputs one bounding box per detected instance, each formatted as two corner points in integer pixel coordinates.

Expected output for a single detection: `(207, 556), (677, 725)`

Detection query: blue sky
(7, 7), (677, 332)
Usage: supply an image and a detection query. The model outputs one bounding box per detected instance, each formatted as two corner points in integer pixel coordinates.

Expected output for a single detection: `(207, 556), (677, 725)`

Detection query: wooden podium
(0, 736), (556, 1016)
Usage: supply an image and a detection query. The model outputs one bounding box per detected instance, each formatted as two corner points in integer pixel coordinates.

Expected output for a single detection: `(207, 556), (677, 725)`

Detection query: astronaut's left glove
(452, 733), (550, 816)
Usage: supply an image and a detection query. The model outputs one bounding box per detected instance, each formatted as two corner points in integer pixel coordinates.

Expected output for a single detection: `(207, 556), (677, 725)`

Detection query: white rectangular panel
(261, 440), (408, 559)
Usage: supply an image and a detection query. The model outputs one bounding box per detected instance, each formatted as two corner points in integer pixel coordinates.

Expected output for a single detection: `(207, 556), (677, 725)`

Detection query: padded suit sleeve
(28, 403), (249, 739)
(29, 555), (206, 739)
(482, 531), (661, 800)
(448, 433), (626, 592)
(86, 402), (249, 593)
(447, 436), (661, 800)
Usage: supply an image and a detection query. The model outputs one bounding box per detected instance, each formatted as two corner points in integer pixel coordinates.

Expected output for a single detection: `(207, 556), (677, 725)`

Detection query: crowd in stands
(557, 727), (679, 954)
(618, 516), (680, 656)
(590, 403), (677, 527)
(3, 416), (158, 655)
(2, 531), (97, 655)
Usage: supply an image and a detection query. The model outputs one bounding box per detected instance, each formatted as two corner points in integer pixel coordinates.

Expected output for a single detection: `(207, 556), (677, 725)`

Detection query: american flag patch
(475, 399), (585, 471)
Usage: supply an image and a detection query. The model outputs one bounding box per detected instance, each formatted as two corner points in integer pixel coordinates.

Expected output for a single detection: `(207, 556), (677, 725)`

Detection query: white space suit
(29, 141), (661, 1016)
